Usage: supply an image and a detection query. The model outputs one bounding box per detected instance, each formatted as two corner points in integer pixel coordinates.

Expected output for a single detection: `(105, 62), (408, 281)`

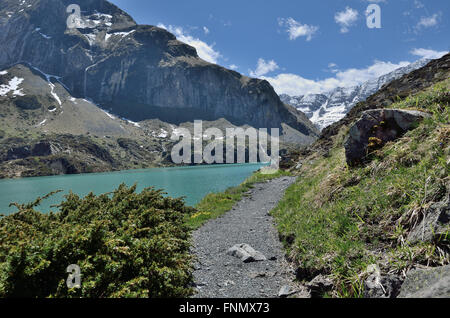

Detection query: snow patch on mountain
(105, 30), (135, 42)
(0, 77), (25, 96)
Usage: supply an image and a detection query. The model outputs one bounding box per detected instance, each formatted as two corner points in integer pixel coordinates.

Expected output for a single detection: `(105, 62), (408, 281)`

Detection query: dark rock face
(6, 141), (60, 160)
(306, 275), (334, 298)
(14, 95), (42, 110)
(361, 264), (402, 298)
(398, 265), (450, 298)
(0, 135), (121, 178)
(32, 141), (61, 157)
(6, 145), (32, 160)
(0, 0), (319, 142)
(344, 109), (430, 166)
(407, 194), (450, 244)
(364, 275), (402, 298)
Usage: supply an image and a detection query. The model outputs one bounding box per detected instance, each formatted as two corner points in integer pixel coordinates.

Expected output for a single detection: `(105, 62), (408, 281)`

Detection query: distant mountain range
(280, 58), (431, 130)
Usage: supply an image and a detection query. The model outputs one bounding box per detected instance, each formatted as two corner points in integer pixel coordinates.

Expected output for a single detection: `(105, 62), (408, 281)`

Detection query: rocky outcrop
(6, 141), (60, 160)
(398, 265), (450, 298)
(14, 95), (42, 110)
(407, 194), (450, 244)
(362, 265), (402, 298)
(344, 109), (430, 166)
(306, 275), (334, 298)
(0, 0), (319, 143)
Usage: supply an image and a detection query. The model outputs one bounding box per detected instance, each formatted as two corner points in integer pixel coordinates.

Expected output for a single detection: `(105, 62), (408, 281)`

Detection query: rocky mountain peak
(0, 0), (319, 145)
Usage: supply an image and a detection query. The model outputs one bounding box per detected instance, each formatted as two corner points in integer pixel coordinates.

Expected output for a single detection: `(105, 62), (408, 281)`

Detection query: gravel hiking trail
(192, 176), (305, 298)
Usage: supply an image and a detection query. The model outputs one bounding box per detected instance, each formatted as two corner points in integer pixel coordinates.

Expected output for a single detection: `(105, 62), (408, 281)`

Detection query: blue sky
(109, 0), (449, 96)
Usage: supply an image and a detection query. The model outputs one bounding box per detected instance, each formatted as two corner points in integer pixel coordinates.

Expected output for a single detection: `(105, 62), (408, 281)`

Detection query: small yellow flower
(191, 212), (211, 219)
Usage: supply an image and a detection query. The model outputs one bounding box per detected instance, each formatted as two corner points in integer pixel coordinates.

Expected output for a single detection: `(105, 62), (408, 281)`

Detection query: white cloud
(249, 58), (279, 77)
(411, 48), (447, 60)
(416, 13), (440, 29)
(335, 7), (359, 33)
(414, 0), (424, 9)
(261, 60), (411, 96)
(261, 73), (340, 96)
(229, 64), (238, 70)
(157, 23), (221, 64)
(203, 26), (210, 35)
(278, 18), (319, 41)
(328, 63), (339, 73)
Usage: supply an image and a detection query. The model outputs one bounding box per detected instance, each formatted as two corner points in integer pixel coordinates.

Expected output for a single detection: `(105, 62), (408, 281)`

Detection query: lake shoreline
(0, 162), (271, 181)
(0, 163), (266, 215)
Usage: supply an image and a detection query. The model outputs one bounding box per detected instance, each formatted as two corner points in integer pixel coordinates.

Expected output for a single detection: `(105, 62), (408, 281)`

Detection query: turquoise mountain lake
(0, 164), (265, 215)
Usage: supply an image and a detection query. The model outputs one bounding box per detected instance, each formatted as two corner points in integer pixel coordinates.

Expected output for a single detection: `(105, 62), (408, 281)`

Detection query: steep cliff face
(0, 0), (318, 140)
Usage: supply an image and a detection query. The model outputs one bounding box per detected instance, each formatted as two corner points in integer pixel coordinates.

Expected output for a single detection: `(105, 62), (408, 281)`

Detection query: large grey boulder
(344, 109), (430, 166)
(398, 265), (450, 298)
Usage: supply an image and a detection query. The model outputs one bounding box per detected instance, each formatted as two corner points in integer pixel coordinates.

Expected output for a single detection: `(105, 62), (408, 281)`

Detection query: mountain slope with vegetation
(271, 55), (449, 297)
(0, 64), (178, 178)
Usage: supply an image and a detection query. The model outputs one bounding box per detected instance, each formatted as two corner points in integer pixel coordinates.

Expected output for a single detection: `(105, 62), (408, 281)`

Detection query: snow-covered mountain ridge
(280, 58), (431, 130)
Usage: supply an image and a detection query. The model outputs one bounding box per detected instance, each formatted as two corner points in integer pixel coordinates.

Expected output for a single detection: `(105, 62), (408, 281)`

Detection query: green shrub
(0, 184), (195, 298)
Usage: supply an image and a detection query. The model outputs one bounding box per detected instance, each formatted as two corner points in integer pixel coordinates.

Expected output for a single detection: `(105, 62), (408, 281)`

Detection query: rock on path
(192, 176), (304, 298)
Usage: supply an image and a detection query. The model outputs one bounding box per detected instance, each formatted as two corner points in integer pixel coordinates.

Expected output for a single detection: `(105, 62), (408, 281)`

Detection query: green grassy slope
(272, 79), (449, 297)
